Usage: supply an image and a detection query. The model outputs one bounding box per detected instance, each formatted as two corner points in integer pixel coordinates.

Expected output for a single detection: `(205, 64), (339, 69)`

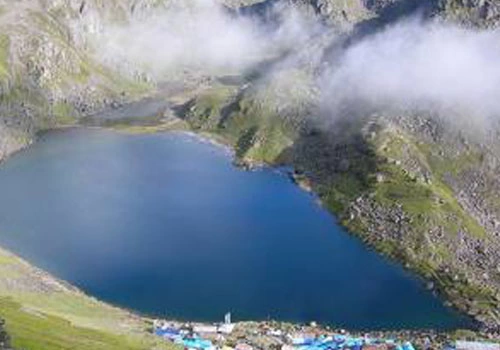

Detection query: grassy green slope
(0, 247), (177, 350)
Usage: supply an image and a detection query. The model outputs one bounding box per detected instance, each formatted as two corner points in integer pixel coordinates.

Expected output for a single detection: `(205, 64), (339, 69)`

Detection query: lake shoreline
(51, 125), (483, 326)
(166, 128), (497, 338)
(0, 122), (494, 347)
(0, 240), (485, 347)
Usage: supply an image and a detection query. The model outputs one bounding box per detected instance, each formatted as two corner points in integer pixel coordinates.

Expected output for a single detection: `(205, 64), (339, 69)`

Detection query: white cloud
(322, 18), (500, 124)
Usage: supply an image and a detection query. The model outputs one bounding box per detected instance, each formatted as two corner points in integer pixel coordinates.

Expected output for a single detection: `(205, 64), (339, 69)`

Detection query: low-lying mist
(93, 0), (319, 78)
(92, 0), (500, 128)
(323, 18), (500, 126)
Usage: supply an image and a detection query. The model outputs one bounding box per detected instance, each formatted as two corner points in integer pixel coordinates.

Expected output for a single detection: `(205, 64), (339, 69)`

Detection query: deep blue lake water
(0, 128), (470, 329)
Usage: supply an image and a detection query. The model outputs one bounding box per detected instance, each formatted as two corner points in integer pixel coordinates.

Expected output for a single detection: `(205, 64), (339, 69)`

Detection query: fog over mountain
(93, 0), (500, 130)
(322, 17), (500, 127)
(93, 0), (321, 77)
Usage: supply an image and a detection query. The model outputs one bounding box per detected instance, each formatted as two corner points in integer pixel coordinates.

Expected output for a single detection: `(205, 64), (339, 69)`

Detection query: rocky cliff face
(0, 0), (169, 161)
(284, 0), (500, 27)
(438, 0), (500, 26)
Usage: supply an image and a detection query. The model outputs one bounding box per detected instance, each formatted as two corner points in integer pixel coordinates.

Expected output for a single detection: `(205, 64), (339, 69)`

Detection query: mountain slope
(0, 246), (176, 350)
(0, 1), (179, 348)
(176, 0), (500, 335)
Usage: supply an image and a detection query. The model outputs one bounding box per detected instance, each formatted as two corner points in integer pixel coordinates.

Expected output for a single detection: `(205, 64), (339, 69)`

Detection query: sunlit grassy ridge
(0, 247), (177, 350)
